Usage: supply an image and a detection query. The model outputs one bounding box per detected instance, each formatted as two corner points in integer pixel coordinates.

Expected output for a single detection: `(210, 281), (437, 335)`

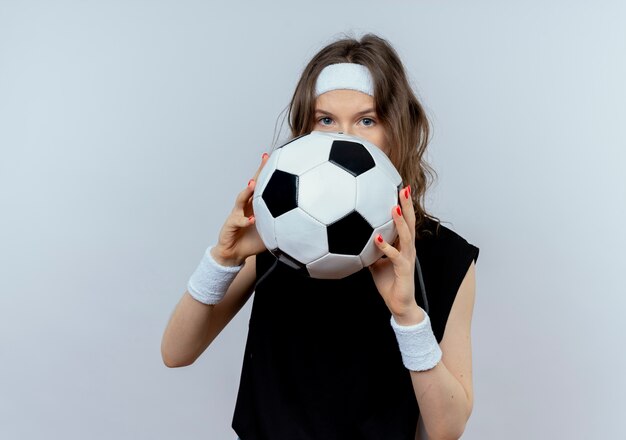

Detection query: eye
(318, 116), (333, 126)
(361, 117), (375, 126)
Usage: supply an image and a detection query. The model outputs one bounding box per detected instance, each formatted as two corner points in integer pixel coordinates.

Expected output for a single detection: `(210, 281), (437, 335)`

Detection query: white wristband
(390, 311), (442, 371)
(187, 245), (244, 305)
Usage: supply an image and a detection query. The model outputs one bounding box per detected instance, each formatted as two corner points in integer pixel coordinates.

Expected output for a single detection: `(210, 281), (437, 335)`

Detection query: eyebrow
(314, 108), (376, 117)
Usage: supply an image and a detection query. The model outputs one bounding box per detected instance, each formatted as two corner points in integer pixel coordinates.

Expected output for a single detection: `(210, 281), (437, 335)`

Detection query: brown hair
(272, 32), (442, 238)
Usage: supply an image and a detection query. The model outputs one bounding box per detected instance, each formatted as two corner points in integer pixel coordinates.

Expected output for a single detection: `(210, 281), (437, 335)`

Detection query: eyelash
(317, 116), (376, 127)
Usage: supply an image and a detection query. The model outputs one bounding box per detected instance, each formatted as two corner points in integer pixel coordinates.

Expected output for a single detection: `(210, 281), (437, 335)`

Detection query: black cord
(415, 255), (429, 314)
(252, 256), (279, 292)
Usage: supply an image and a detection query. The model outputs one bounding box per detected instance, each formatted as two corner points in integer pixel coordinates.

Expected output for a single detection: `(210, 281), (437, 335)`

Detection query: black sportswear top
(232, 217), (480, 440)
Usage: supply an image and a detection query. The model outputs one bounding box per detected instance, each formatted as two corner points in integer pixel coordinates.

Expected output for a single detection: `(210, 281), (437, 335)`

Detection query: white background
(1, 1), (624, 439)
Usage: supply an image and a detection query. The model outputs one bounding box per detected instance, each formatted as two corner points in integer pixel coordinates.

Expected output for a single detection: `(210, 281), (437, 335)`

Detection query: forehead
(315, 89), (374, 110)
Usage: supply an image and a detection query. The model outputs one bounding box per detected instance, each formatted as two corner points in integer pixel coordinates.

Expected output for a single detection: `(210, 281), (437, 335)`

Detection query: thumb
(368, 258), (381, 274)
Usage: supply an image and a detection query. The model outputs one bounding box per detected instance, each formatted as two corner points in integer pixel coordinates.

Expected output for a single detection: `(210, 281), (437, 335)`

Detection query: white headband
(314, 62), (375, 97)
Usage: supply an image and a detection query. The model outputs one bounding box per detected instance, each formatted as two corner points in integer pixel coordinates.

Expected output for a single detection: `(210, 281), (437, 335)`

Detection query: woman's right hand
(211, 152), (270, 266)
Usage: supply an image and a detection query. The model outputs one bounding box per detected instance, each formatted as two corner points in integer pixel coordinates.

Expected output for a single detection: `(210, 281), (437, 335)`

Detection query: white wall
(1, 1), (624, 439)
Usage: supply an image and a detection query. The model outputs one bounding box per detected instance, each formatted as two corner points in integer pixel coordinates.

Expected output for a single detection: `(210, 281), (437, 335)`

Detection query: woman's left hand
(368, 185), (423, 322)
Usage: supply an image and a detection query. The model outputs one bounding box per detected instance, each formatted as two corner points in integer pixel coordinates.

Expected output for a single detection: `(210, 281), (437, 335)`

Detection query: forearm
(393, 309), (470, 440)
(161, 292), (215, 367)
(162, 246), (246, 367)
(409, 360), (470, 440)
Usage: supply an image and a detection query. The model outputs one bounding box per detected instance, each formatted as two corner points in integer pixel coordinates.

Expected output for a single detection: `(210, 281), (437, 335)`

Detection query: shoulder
(416, 217), (480, 266)
(413, 217), (480, 341)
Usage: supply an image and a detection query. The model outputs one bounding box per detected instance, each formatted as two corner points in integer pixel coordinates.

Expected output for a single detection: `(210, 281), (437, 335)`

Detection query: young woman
(162, 33), (480, 440)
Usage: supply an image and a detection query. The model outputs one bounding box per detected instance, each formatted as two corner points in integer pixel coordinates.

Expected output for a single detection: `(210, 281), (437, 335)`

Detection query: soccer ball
(252, 130), (403, 279)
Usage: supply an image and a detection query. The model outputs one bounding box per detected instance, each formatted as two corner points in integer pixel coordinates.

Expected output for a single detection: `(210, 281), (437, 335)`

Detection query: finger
(392, 204), (413, 253)
(235, 152), (270, 213)
(233, 153), (270, 211)
(242, 194), (254, 216)
(242, 214), (255, 227)
(373, 232), (401, 263)
(234, 179), (256, 212)
(229, 211), (255, 228)
(252, 152), (270, 181)
(400, 185), (416, 242)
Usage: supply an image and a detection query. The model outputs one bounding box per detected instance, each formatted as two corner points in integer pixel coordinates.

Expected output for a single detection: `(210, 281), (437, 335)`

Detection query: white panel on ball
(275, 133), (333, 175)
(298, 162), (356, 225)
(253, 148), (283, 199)
(355, 167), (399, 229)
(274, 208), (328, 264)
(307, 253), (364, 280)
(372, 151), (403, 187)
(251, 196), (278, 250)
(359, 218), (398, 268)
